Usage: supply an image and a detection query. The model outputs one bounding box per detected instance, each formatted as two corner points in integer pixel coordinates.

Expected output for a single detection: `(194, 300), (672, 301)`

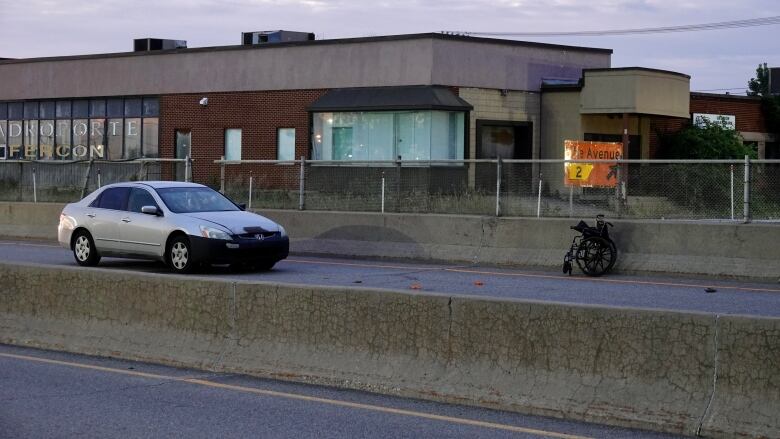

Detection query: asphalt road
(0, 344), (684, 439)
(2, 239), (780, 317)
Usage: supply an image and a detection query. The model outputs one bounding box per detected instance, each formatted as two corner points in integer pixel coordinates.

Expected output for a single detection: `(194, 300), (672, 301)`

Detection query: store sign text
(0, 120), (140, 159)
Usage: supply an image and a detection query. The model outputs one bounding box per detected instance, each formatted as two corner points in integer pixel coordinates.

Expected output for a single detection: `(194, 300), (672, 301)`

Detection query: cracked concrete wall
(268, 209), (780, 280)
(699, 315), (780, 438)
(2, 262), (779, 437)
(1, 202), (779, 280)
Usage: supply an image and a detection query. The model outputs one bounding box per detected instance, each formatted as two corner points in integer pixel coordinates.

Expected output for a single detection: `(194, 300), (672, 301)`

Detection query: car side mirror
(141, 205), (161, 216)
(238, 203), (247, 211)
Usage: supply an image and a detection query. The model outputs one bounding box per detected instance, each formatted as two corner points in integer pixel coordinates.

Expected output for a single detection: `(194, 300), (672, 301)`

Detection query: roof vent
(241, 30), (315, 45)
(133, 38), (187, 52)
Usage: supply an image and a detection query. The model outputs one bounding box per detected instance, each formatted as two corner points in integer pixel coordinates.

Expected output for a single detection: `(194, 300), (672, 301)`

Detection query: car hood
(182, 211), (280, 235)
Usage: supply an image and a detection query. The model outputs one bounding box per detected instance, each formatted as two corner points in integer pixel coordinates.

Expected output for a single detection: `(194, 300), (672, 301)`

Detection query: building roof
(584, 67), (690, 79)
(0, 32), (612, 66)
(308, 85), (473, 112)
(691, 92), (762, 101)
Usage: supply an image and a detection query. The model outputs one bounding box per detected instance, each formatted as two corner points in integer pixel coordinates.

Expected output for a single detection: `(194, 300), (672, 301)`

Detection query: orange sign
(564, 140), (623, 188)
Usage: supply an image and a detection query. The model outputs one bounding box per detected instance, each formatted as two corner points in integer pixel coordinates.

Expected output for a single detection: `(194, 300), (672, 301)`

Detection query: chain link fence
(2, 157), (776, 221)
(0, 159), (190, 203)
(218, 158), (780, 222)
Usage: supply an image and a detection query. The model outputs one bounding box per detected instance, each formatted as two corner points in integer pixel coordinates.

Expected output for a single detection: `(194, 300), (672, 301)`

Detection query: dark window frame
(0, 95), (161, 160)
(475, 119), (533, 160)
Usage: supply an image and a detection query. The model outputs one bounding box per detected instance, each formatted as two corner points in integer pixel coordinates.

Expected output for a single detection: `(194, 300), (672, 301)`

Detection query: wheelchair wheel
(576, 236), (616, 277)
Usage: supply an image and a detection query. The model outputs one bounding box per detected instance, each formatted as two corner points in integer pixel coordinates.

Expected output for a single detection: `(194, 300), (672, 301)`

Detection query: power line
(444, 15), (780, 37)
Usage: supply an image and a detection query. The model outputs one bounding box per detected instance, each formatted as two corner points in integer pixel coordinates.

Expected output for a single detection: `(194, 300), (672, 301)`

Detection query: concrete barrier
(268, 209), (780, 281)
(1, 202), (779, 280)
(0, 202), (62, 240)
(2, 262), (778, 438)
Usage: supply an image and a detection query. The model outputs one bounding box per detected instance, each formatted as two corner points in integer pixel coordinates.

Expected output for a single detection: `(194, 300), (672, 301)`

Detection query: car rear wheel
(168, 236), (195, 274)
(72, 230), (101, 267)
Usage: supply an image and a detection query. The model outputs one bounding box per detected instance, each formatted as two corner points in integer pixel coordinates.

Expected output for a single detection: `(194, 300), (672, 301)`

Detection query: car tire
(168, 236), (195, 274)
(256, 260), (277, 271)
(72, 230), (101, 267)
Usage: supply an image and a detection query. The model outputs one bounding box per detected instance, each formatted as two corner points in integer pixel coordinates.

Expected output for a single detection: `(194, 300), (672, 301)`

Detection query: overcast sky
(0, 0), (777, 92)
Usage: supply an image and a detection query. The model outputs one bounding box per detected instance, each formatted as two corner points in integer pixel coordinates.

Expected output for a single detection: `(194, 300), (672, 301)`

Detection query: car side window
(127, 188), (159, 213)
(97, 187), (130, 211)
(88, 194), (102, 208)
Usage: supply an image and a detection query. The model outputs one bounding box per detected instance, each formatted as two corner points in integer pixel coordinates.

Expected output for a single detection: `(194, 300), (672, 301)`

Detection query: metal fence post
(495, 157), (502, 217)
(32, 167), (37, 203)
(248, 171), (253, 210)
(81, 159), (94, 199)
(219, 156), (225, 194)
(536, 172), (543, 218)
(17, 162), (23, 202)
(299, 156), (306, 210)
(730, 164), (735, 220)
(744, 155), (751, 223)
(395, 155), (402, 213)
(615, 161), (623, 219)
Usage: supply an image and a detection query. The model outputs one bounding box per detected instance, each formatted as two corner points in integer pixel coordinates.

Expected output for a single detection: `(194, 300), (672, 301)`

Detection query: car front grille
(237, 231), (278, 240)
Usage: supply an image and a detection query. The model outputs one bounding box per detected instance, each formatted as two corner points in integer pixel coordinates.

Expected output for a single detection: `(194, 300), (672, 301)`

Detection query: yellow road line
(285, 258), (780, 294)
(0, 351), (592, 439)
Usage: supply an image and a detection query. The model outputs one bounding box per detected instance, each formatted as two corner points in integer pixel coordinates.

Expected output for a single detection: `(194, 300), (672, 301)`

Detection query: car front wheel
(168, 236), (195, 274)
(72, 230), (101, 267)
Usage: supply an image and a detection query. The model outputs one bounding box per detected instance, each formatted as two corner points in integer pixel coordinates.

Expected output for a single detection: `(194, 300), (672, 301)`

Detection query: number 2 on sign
(568, 163), (594, 180)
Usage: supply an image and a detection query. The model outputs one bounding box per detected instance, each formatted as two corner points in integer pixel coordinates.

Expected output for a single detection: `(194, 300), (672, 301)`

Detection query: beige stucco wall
(0, 36), (611, 100)
(459, 88), (541, 160)
(580, 69), (690, 118)
(540, 90), (581, 160)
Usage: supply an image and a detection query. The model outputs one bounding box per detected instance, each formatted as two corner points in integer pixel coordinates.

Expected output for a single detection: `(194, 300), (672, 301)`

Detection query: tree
(659, 117), (755, 159)
(747, 63), (769, 97)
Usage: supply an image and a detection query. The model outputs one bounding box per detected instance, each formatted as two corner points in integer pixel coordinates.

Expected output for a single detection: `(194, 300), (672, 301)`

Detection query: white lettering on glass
(9, 122), (22, 138)
(126, 120), (138, 136)
(73, 122), (88, 136)
(90, 121), (103, 137)
(72, 144), (88, 158)
(40, 122), (55, 137)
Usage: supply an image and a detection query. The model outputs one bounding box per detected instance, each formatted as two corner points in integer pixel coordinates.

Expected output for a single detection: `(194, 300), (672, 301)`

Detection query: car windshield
(156, 187), (240, 213)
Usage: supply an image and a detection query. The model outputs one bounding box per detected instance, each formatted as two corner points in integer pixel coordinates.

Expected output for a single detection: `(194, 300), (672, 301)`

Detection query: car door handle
(121, 218), (131, 223)
(86, 213), (96, 218)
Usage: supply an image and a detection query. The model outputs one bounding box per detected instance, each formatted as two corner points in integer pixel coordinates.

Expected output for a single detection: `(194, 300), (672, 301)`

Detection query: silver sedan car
(58, 181), (289, 273)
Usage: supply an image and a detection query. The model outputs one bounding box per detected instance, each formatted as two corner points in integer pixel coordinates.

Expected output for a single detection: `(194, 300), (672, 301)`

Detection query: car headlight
(200, 225), (232, 240)
(278, 225), (287, 237)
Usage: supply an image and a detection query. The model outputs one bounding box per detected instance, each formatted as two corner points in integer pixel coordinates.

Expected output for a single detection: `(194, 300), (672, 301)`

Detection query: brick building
(649, 92), (777, 158)
(0, 31), (773, 188)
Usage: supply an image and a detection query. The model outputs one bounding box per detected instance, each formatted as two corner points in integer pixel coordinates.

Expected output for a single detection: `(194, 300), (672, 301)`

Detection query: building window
(277, 128), (295, 161)
(0, 96), (159, 160)
(312, 111), (465, 161)
(477, 121), (533, 160)
(225, 128), (242, 160)
(0, 119), (6, 159)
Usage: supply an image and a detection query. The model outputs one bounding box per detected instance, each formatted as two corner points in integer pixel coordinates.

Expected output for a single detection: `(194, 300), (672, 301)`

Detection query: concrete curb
(1, 262), (778, 438)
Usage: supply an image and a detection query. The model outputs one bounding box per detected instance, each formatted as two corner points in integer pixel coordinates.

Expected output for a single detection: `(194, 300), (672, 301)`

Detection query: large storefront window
(8, 121), (22, 159)
(0, 120), (6, 159)
(312, 110), (465, 161)
(0, 97), (159, 160)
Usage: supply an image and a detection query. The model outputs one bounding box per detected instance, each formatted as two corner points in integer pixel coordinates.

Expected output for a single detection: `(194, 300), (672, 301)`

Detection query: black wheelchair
(562, 214), (617, 277)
